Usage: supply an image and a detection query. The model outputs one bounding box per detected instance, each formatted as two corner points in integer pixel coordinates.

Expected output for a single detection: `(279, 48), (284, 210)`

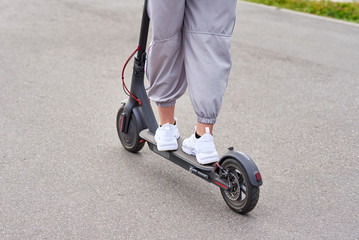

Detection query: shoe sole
(182, 146), (218, 164)
(196, 152), (219, 164)
(156, 140), (179, 151)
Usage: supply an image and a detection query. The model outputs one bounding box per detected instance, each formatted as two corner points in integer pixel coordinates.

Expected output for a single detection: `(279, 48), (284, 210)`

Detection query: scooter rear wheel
(220, 158), (259, 214)
(116, 102), (145, 153)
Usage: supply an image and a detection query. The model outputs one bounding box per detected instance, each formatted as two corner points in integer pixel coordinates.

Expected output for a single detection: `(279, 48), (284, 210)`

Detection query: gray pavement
(1, 0), (358, 239)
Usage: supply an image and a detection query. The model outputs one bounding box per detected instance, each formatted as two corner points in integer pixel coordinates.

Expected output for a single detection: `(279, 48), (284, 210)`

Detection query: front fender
(132, 106), (146, 133)
(219, 150), (263, 187)
(121, 99), (147, 134)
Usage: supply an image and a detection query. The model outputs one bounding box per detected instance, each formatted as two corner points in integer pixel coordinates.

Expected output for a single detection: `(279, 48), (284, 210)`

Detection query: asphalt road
(1, 0), (358, 239)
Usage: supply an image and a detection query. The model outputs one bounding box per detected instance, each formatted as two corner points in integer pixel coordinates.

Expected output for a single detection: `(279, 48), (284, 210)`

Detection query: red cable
(122, 45), (142, 105)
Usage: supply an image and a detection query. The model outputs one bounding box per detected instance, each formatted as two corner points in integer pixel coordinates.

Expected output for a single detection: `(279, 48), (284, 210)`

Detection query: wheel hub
(226, 172), (241, 200)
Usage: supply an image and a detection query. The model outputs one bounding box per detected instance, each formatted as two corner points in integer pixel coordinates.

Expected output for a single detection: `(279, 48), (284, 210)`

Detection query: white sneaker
(182, 127), (219, 164)
(154, 122), (180, 151)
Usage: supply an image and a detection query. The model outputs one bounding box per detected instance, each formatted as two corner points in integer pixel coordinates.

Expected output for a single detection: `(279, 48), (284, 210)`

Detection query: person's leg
(196, 123), (213, 136)
(182, 0), (237, 163)
(158, 105), (175, 126)
(183, 0), (237, 129)
(147, 0), (186, 121)
(147, 0), (186, 150)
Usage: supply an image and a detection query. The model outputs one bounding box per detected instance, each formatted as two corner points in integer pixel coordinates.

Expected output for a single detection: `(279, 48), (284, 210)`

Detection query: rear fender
(219, 150), (263, 186)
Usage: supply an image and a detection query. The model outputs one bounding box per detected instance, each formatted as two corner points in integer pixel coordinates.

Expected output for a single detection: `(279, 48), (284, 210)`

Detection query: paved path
(1, 0), (358, 239)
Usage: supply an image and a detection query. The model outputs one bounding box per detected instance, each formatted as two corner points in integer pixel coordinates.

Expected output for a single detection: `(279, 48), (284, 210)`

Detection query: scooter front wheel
(116, 102), (145, 153)
(220, 158), (260, 214)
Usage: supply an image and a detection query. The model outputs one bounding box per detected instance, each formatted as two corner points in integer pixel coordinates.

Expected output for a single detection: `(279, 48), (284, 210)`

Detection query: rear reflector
(255, 171), (262, 182)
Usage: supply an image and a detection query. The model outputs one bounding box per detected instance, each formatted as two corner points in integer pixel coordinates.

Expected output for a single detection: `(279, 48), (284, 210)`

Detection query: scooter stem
(129, 0), (158, 134)
(137, 0), (150, 59)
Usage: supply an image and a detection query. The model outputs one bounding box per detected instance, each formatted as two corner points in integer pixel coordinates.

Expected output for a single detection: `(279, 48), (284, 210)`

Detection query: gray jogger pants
(146, 0), (237, 124)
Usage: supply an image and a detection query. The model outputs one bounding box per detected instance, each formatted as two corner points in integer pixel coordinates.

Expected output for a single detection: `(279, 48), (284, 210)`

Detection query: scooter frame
(117, 0), (262, 214)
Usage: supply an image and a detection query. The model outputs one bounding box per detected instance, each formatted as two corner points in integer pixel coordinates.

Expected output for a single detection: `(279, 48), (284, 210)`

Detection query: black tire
(220, 158), (260, 214)
(116, 102), (145, 153)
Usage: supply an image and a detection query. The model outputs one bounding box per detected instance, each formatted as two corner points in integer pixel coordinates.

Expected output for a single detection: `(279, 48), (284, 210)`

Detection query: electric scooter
(116, 0), (262, 214)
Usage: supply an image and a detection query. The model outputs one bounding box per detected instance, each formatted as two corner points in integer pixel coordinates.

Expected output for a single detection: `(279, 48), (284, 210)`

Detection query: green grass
(244, 0), (359, 24)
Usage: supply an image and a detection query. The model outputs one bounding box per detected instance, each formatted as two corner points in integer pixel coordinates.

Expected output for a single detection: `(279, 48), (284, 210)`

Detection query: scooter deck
(140, 130), (214, 171)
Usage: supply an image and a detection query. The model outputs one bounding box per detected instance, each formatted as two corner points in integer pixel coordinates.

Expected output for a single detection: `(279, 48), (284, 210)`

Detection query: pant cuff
(197, 116), (216, 124)
(155, 100), (176, 108)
